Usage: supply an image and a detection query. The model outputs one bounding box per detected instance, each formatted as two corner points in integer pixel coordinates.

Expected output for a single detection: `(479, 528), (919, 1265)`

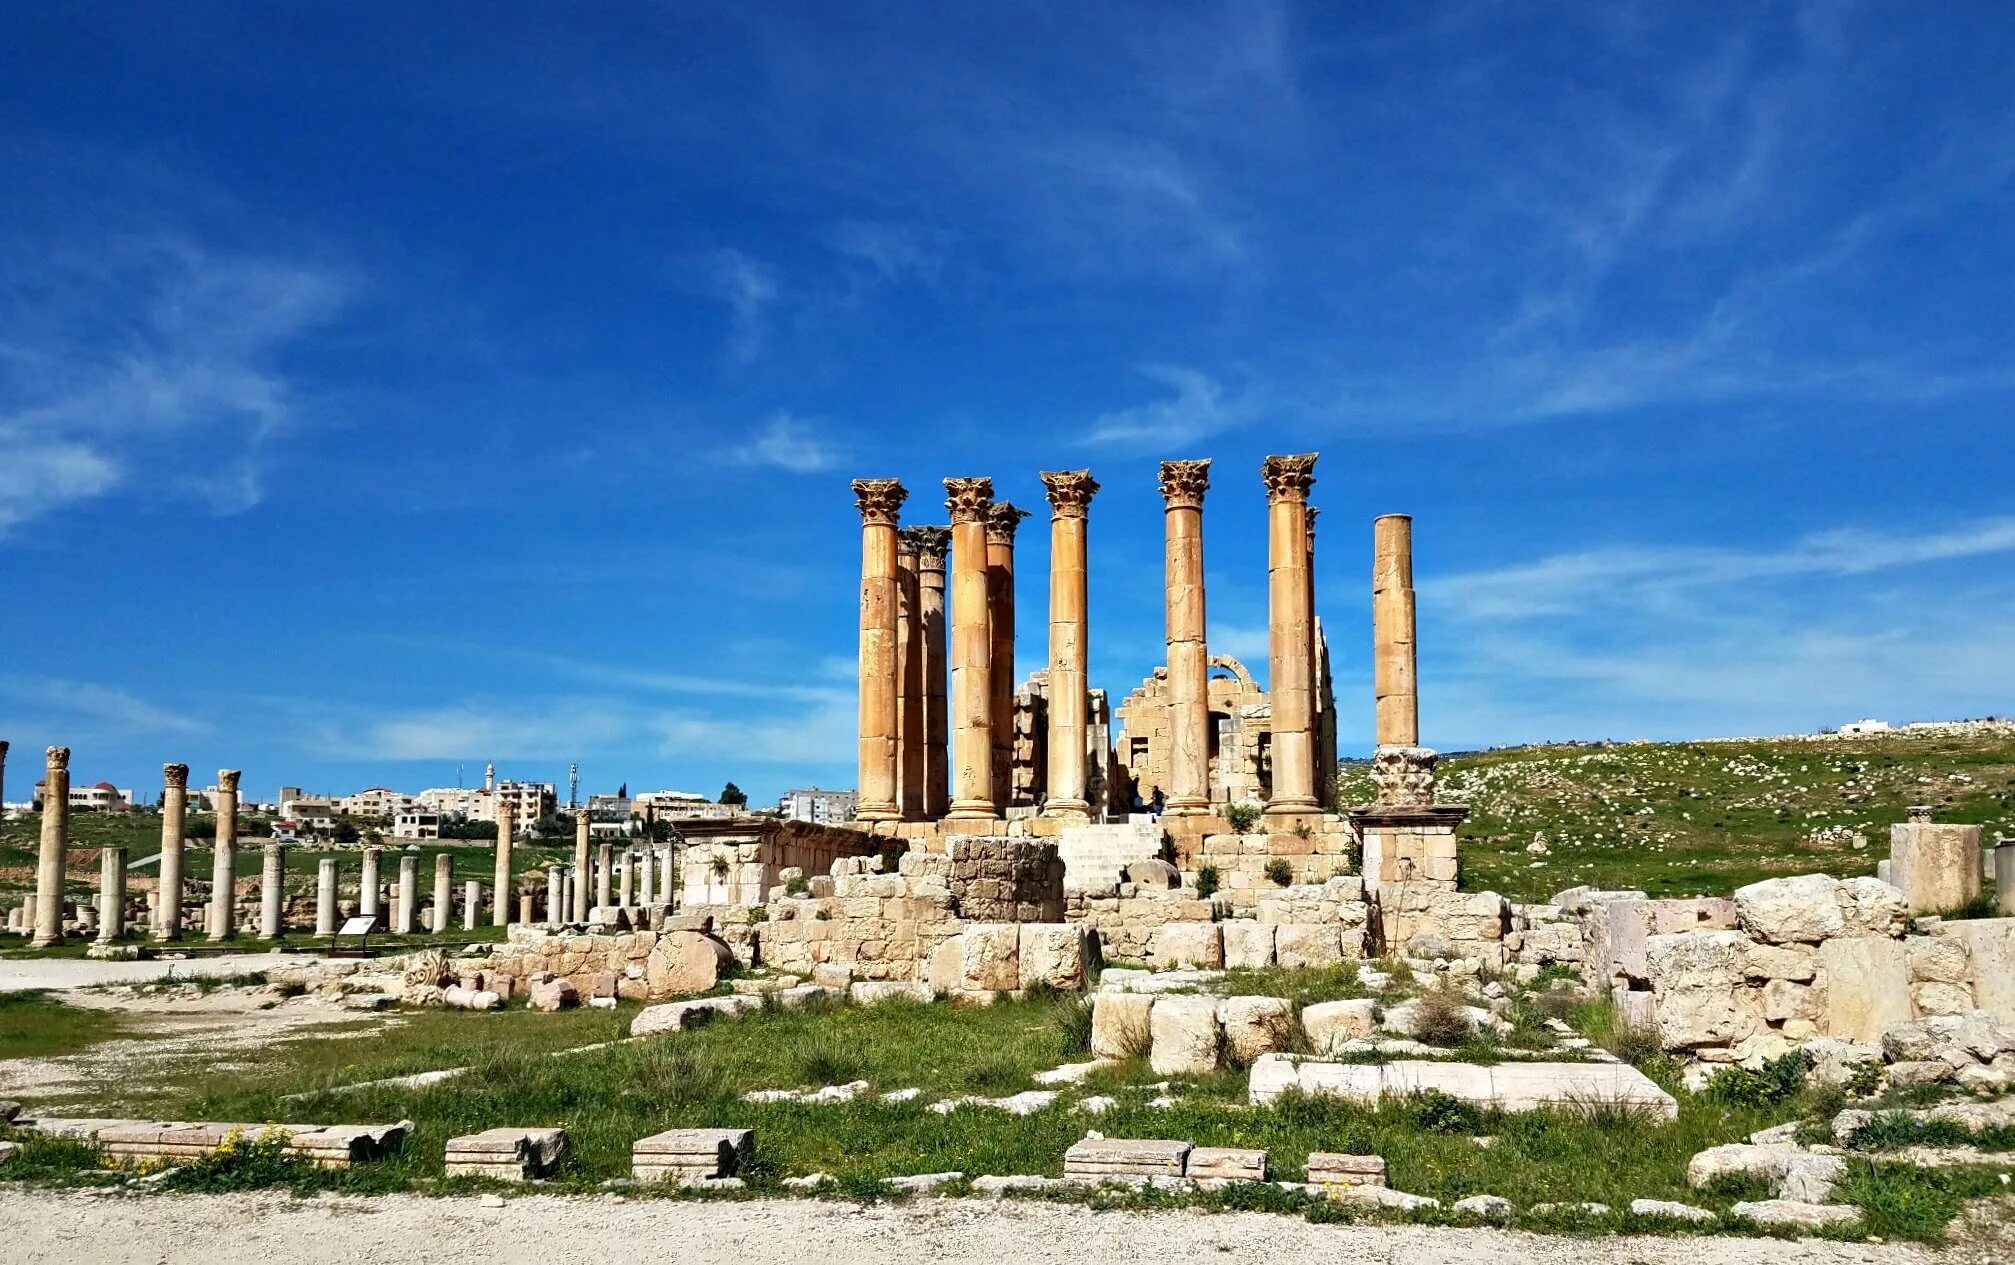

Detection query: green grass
(0, 990), (137, 1059)
(1333, 729), (2015, 902)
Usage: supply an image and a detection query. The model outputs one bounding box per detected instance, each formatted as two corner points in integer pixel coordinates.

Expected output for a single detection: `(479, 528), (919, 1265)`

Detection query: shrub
(1835, 1160), (2006, 1239)
(160, 1128), (307, 1193)
(1403, 1089), (1490, 1135)
(1226, 802), (1263, 833)
(1703, 1049), (1810, 1108)
(788, 1027), (866, 1086)
(1262, 858), (1294, 886)
(1408, 989), (1474, 1046)
(1195, 866), (1221, 899)
(1052, 995), (1095, 1057)
(784, 874), (810, 897)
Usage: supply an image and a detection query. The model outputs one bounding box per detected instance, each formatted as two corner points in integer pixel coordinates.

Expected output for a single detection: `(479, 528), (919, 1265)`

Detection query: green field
(1338, 729), (2015, 903)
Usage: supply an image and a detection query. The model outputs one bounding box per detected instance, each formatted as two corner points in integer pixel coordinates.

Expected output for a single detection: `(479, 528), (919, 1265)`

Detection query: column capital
(1261, 452), (1318, 502)
(1040, 469), (1100, 519)
(0, 740), (9, 758)
(163, 762), (189, 787)
(899, 525), (951, 568)
(218, 769), (241, 792)
(943, 476), (995, 523)
(46, 745), (69, 769)
(984, 501), (1031, 545)
(1158, 459), (1212, 509)
(851, 478), (908, 526)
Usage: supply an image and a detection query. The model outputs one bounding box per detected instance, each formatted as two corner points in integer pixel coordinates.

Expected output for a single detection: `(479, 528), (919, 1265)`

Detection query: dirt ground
(9, 1188), (2012, 1265)
(0, 952), (314, 994)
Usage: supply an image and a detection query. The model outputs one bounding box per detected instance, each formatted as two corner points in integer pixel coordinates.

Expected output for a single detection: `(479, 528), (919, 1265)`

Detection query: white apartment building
(342, 787), (416, 818)
(777, 787), (857, 825)
(392, 809), (442, 840)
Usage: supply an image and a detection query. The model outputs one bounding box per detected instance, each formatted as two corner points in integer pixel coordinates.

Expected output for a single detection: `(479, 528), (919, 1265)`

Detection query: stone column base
(1349, 804), (1467, 893)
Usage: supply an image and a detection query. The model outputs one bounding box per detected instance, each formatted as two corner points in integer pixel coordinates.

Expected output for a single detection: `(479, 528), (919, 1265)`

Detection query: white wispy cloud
(0, 675), (211, 738)
(1087, 364), (1261, 447)
(728, 412), (843, 474)
(828, 220), (946, 285)
(707, 247), (778, 366)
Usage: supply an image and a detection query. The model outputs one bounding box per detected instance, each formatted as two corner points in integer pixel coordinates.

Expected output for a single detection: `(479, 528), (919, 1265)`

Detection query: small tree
(719, 782), (748, 808)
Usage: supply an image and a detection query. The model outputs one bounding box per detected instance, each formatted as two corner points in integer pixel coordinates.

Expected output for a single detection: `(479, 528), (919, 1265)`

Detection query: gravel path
(0, 952), (314, 993)
(9, 1189), (1993, 1265)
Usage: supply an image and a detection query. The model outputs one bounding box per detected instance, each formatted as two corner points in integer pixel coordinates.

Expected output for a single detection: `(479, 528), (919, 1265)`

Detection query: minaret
(484, 761), (496, 792)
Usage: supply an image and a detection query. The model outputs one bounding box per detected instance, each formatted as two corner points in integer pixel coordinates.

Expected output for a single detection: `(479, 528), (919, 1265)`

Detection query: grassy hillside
(1338, 729), (2015, 904)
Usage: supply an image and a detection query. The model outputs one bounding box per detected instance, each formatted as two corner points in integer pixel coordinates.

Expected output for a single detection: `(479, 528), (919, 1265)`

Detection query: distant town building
(392, 809), (442, 840)
(341, 787), (416, 818)
(69, 781), (130, 812)
(631, 790), (738, 823)
(777, 787), (857, 825)
(1838, 718), (1893, 735)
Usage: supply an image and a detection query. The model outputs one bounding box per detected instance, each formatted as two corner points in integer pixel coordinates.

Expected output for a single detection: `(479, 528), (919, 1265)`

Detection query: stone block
(1149, 995), (1222, 1076)
(1820, 936), (1912, 1043)
(1300, 999), (1379, 1052)
(1890, 820), (1983, 915)
(632, 1127), (753, 1183)
(645, 931), (733, 998)
(1734, 874), (1844, 944)
(1933, 918), (2015, 1022)
(1908, 936), (1970, 985)
(1219, 996), (1294, 1062)
(1091, 992), (1155, 1059)
(1063, 1136), (1191, 1179)
(444, 1128), (567, 1181)
(1186, 1145), (1266, 1183)
(1149, 922), (1223, 970)
(1272, 922), (1343, 968)
(1644, 930), (1760, 1051)
(527, 975), (578, 1012)
(1220, 921), (1276, 969)
(1305, 1152), (1386, 1189)
(961, 923), (1021, 991)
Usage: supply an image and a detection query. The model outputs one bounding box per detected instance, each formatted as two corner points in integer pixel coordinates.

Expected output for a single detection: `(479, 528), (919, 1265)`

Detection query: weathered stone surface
(961, 923), (1021, 991)
(1250, 1056), (1677, 1119)
(1186, 1146), (1267, 1182)
(1305, 1152), (1386, 1188)
(1686, 1144), (1843, 1204)
(1630, 1198), (1715, 1223)
(1219, 996), (1293, 1062)
(647, 931), (734, 997)
(1741, 943), (1818, 982)
(632, 1127), (754, 1182)
(1149, 995), (1222, 1076)
(1272, 922), (1343, 968)
(527, 975), (579, 1012)
(1300, 999), (1380, 1052)
(1090, 991), (1155, 1059)
(629, 993), (759, 1036)
(1889, 819), (1982, 915)
(1730, 1200), (1859, 1230)
(1734, 875), (1844, 944)
(1454, 1194), (1514, 1222)
(1645, 930), (1759, 1050)
(1837, 877), (1909, 938)
(1018, 924), (1093, 991)
(1124, 859), (1179, 889)
(1220, 921), (1276, 969)
(444, 1127), (567, 1180)
(1326, 1185), (1439, 1211)
(1935, 918), (2015, 1021)
(850, 980), (935, 1005)
(1149, 922), (1223, 970)
(1063, 1136), (1191, 1177)
(1820, 935), (1912, 1043)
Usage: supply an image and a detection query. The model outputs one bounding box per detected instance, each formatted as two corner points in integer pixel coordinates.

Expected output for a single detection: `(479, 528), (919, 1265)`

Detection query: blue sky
(2, 2), (2012, 805)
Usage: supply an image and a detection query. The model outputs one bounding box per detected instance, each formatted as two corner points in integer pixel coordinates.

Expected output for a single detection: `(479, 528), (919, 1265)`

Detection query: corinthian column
(985, 501), (1030, 812)
(1263, 454), (1321, 817)
(493, 803), (515, 926)
(1040, 470), (1099, 821)
(157, 763), (189, 940)
(895, 529), (925, 820)
(911, 526), (952, 819)
(208, 769), (241, 941)
(1159, 461), (1212, 815)
(33, 746), (71, 946)
(852, 478), (908, 822)
(943, 477), (999, 821)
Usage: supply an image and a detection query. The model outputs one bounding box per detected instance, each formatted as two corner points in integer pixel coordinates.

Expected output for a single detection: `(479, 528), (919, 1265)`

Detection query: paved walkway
(0, 951), (320, 993)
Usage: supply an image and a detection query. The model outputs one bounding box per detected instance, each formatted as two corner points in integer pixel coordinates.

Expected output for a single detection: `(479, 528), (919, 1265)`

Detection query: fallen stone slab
(17, 1117), (152, 1141)
(1629, 1198), (1716, 1224)
(884, 1171), (962, 1194)
(1033, 1059), (1119, 1086)
(1063, 1136), (1191, 1180)
(850, 981), (936, 1006)
(629, 994), (760, 1037)
(972, 1174), (1068, 1197)
(928, 1090), (1057, 1116)
(1686, 1143), (1845, 1203)
(1186, 1146), (1267, 1184)
(1305, 1152), (1386, 1189)
(444, 1128), (567, 1181)
(1325, 1184), (1439, 1211)
(1529, 1201), (1611, 1217)
(1730, 1199), (1861, 1230)
(94, 1121), (410, 1168)
(1248, 1055), (1677, 1120)
(1452, 1194), (1512, 1222)
(631, 1127), (753, 1184)
(743, 1080), (869, 1105)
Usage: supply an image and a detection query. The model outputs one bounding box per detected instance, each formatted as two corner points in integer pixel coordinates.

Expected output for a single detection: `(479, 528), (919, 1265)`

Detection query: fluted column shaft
(1041, 471), (1098, 818)
(33, 747), (70, 946)
(1373, 513), (1420, 747)
(573, 812), (593, 922)
(853, 478), (908, 821)
(1159, 462), (1212, 814)
(985, 502), (1029, 812)
(895, 533), (923, 820)
(944, 477), (999, 820)
(914, 528), (952, 819)
(208, 770), (240, 941)
(97, 844), (127, 943)
(1264, 454), (1321, 815)
(157, 763), (188, 939)
(493, 805), (515, 926)
(260, 842), (286, 939)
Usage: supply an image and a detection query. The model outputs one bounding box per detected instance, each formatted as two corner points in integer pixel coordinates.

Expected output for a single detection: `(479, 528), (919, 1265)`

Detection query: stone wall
(674, 817), (886, 907)
(456, 921), (734, 1003)
(945, 836), (1065, 922)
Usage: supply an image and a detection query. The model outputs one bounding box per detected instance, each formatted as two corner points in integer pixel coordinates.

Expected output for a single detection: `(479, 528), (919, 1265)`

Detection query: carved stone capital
(218, 769), (242, 793)
(163, 762), (189, 787)
(851, 478), (908, 527)
(1158, 459), (1212, 509)
(1040, 469), (1100, 519)
(943, 476), (995, 524)
(45, 745), (70, 770)
(900, 525), (952, 568)
(1371, 744), (1437, 808)
(0, 740), (9, 759)
(1261, 452), (1318, 502)
(984, 501), (1032, 545)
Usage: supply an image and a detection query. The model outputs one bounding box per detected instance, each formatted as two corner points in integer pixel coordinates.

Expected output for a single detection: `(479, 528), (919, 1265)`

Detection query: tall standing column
(573, 812), (592, 922)
(911, 527), (952, 820)
(207, 769), (240, 941)
(618, 850), (634, 907)
(986, 501), (1030, 812)
(432, 853), (453, 933)
(33, 746), (71, 947)
(462, 880), (481, 931)
(97, 845), (128, 943)
(852, 478), (908, 822)
(1040, 470), (1099, 820)
(546, 866), (564, 926)
(943, 477), (1000, 821)
(1159, 461), (1213, 815)
(360, 846), (382, 920)
(317, 857), (339, 934)
(259, 841), (286, 939)
(894, 529), (926, 820)
(1373, 513), (1420, 749)
(492, 805), (515, 926)
(1263, 454), (1321, 817)
(396, 853), (418, 934)
(157, 763), (188, 940)
(639, 844), (655, 906)
(0, 740), (8, 821)
(596, 843), (613, 910)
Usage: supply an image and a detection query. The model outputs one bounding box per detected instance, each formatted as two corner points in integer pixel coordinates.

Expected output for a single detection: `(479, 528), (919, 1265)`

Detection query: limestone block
(1124, 860), (1179, 888)
(961, 924), (1022, 991)
(1645, 930), (1760, 1051)
(1091, 992), (1155, 1059)
(1729, 1200), (1859, 1230)
(1063, 1136), (1191, 1178)
(1760, 979), (1819, 1023)
(1273, 922), (1343, 968)
(1741, 943), (1817, 982)
(1820, 935), (1913, 1043)
(1733, 874), (1844, 944)
(1932, 918), (2015, 1022)
(1219, 996), (1294, 1062)
(850, 980), (936, 1005)
(444, 1128), (567, 1181)
(1019, 924), (1094, 991)
(1150, 922), (1223, 970)
(1838, 877), (1909, 938)
(1890, 820), (1983, 915)
(1300, 999), (1380, 1052)
(1305, 1152), (1386, 1189)
(1149, 995), (1223, 1075)
(527, 975), (579, 1012)
(1186, 1146), (1267, 1183)
(1221, 921), (1276, 969)
(645, 931), (733, 999)
(1908, 936), (1970, 984)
